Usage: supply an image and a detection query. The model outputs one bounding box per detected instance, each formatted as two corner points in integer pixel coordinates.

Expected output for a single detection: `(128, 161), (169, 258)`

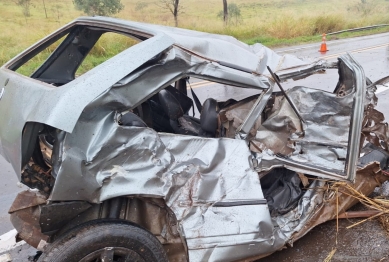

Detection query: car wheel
(38, 220), (168, 262)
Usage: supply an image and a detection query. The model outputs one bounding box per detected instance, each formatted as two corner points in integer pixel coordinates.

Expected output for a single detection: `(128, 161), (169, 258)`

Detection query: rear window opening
(76, 32), (139, 76)
(11, 26), (141, 86)
(16, 35), (68, 77)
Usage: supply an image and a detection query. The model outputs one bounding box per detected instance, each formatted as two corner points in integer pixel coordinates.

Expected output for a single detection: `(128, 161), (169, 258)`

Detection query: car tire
(38, 220), (168, 262)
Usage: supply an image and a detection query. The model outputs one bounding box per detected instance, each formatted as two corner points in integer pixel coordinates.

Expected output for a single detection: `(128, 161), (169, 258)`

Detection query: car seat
(158, 89), (219, 137)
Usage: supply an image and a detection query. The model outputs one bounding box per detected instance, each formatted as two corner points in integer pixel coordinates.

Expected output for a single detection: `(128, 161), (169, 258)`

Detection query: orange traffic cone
(319, 33), (328, 53)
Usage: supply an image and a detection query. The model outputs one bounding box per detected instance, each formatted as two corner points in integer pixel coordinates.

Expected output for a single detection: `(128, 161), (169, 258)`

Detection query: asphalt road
(0, 32), (389, 260)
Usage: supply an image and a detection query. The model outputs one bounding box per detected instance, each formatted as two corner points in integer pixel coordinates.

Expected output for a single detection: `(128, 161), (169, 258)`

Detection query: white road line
(0, 229), (23, 253)
(0, 230), (16, 243)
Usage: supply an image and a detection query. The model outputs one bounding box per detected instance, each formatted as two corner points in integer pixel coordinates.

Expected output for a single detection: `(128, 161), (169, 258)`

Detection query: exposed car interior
(121, 78), (260, 139)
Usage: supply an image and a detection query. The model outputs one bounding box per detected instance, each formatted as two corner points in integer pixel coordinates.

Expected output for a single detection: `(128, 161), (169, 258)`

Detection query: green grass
(1, 0), (389, 73)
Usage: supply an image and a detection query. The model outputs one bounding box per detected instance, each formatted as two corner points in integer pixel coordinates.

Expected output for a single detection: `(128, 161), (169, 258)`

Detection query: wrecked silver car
(1, 16), (389, 261)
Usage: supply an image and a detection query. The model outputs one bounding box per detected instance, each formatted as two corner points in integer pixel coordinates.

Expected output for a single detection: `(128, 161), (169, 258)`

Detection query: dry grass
(331, 182), (389, 232)
(378, 214), (389, 235)
(1, 0), (389, 69)
(323, 248), (337, 262)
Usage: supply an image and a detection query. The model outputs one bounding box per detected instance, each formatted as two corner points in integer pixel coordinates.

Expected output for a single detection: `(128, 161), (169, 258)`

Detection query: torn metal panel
(255, 152), (350, 179)
(286, 86), (353, 170)
(287, 88), (352, 144)
(252, 83), (354, 175)
(276, 60), (336, 82)
(251, 54), (366, 182)
(219, 95), (262, 138)
(361, 105), (389, 151)
(267, 66), (305, 123)
(251, 94), (302, 156)
(236, 83), (274, 139)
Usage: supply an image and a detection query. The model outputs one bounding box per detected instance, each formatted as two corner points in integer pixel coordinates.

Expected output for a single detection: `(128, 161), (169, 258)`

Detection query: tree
(73, 0), (124, 16)
(228, 3), (241, 25)
(222, 0), (228, 25)
(217, 3), (241, 26)
(159, 0), (183, 27)
(13, 0), (33, 22)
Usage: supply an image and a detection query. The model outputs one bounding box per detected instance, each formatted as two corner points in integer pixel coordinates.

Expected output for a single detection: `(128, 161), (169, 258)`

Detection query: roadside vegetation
(1, 0), (389, 71)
